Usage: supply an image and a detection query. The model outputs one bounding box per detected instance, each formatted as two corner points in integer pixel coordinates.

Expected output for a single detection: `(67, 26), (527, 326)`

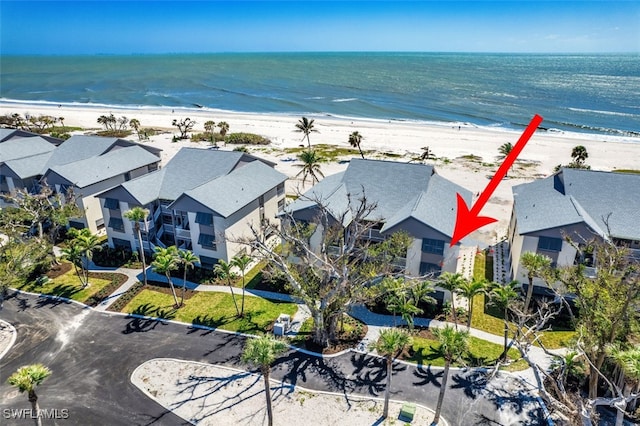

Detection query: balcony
(175, 227), (191, 239)
(137, 218), (154, 232)
(627, 248), (640, 262)
(583, 266), (597, 278)
(362, 228), (385, 242)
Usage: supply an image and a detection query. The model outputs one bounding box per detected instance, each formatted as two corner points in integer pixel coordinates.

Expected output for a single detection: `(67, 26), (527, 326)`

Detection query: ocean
(1, 52), (638, 137)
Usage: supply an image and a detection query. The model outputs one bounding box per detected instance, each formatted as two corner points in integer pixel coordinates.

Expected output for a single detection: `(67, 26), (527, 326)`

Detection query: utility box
(273, 314), (291, 336)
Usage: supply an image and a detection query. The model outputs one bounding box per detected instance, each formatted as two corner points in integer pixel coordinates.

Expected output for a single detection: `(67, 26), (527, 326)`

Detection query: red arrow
(450, 114), (544, 247)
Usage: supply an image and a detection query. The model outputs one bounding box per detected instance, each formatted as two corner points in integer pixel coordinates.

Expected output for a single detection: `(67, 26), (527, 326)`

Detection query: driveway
(0, 292), (544, 425)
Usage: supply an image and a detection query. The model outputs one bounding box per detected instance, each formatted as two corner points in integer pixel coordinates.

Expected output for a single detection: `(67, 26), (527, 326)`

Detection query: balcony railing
(362, 228), (385, 242)
(175, 227), (191, 239)
(627, 248), (640, 262)
(583, 266), (597, 278)
(137, 218), (154, 232)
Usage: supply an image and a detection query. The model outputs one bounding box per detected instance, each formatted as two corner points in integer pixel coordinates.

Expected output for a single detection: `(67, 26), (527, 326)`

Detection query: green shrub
(225, 132), (271, 145)
(95, 130), (133, 138)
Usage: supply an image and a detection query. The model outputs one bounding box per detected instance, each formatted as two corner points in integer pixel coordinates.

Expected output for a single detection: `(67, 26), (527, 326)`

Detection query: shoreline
(3, 100), (640, 245)
(2, 99), (639, 143)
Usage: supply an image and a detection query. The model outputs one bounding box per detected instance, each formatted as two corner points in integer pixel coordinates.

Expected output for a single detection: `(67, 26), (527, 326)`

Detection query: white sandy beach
(3, 101), (640, 244)
(131, 358), (437, 426)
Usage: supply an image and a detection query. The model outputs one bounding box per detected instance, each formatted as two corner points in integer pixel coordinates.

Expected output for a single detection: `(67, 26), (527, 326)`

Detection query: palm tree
(129, 118), (141, 140)
(372, 328), (412, 419)
(232, 254), (252, 317)
(432, 326), (469, 425)
(61, 244), (85, 286)
(295, 150), (324, 185)
(152, 246), (180, 307)
(498, 142), (513, 158)
(571, 145), (589, 167)
(7, 364), (52, 426)
(520, 251), (552, 312)
(123, 207), (150, 286)
(348, 131), (365, 159)
(498, 142), (514, 176)
(457, 279), (487, 329)
(438, 272), (467, 330)
(177, 249), (199, 306)
(204, 120), (216, 142)
(214, 259), (241, 317)
(74, 231), (100, 287)
(294, 116), (318, 148)
(489, 280), (519, 361)
(217, 121), (229, 138)
(242, 334), (288, 426)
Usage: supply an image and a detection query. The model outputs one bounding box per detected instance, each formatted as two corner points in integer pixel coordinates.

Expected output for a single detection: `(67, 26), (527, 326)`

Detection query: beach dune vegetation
(224, 132), (270, 145)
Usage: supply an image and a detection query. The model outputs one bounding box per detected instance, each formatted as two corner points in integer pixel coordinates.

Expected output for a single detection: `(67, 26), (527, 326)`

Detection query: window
(422, 238), (445, 255)
(199, 255), (218, 269)
(195, 212), (213, 226)
(278, 198), (285, 211)
(198, 233), (216, 250)
(95, 218), (105, 230)
(538, 236), (562, 252)
(108, 217), (125, 232)
(277, 183), (285, 197)
(104, 198), (119, 210)
(112, 238), (131, 250)
(68, 220), (85, 230)
(420, 262), (441, 275)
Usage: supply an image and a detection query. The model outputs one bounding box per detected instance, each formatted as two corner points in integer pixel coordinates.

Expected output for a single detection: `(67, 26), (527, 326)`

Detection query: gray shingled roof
(44, 135), (119, 168)
(287, 158), (472, 238)
(513, 168), (640, 240)
(0, 137), (56, 162)
(46, 146), (159, 188)
(4, 152), (54, 179)
(98, 148), (274, 206)
(0, 129), (16, 142)
(172, 160), (287, 217)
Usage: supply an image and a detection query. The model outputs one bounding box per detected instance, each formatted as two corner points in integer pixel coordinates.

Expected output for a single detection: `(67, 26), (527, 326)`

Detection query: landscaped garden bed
(404, 327), (528, 371)
(111, 281), (298, 335)
(290, 315), (368, 355)
(18, 262), (128, 306)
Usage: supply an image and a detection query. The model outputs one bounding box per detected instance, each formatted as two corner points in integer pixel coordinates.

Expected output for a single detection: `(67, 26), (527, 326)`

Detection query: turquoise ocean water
(1, 52), (638, 137)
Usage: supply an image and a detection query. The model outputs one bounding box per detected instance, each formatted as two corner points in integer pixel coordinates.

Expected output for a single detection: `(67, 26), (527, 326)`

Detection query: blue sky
(1, 1), (638, 54)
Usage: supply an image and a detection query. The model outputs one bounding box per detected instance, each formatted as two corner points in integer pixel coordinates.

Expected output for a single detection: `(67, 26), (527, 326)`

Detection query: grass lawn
(120, 288), (297, 334)
(406, 333), (527, 371)
(18, 266), (126, 305)
(471, 252), (575, 350)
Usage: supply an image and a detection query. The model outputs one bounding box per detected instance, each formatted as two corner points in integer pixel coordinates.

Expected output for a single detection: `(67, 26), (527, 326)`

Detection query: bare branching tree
(239, 191), (412, 348)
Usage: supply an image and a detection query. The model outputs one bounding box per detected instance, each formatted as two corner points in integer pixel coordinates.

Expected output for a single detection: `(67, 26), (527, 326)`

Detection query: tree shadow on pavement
(450, 370), (488, 399)
(122, 304), (176, 334)
(34, 294), (73, 309)
(413, 364), (444, 387)
(7, 290), (31, 311)
(452, 370), (545, 426)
